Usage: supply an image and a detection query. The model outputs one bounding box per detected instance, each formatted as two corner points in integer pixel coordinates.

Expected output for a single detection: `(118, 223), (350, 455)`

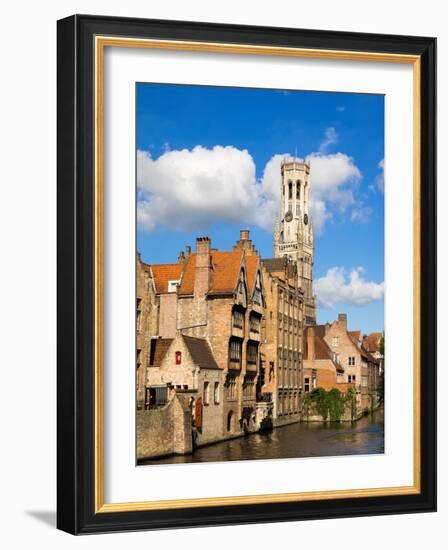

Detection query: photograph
(135, 83), (385, 465)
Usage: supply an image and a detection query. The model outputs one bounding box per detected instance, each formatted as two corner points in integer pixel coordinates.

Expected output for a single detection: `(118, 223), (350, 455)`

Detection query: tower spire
(275, 157), (316, 325)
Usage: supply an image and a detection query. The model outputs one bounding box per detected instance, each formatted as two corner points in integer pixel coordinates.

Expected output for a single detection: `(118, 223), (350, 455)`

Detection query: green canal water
(139, 407), (384, 465)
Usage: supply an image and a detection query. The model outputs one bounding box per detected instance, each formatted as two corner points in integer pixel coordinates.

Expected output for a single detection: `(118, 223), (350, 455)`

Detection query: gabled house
(146, 333), (224, 445)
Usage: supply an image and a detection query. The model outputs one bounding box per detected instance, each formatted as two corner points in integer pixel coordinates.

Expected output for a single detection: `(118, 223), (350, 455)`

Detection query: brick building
(140, 231), (268, 452)
(259, 256), (304, 424)
(136, 254), (158, 409)
(146, 333), (224, 446)
(304, 314), (381, 415)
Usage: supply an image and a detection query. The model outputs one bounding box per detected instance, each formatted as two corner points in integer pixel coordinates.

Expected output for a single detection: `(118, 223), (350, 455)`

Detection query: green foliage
(303, 387), (354, 422)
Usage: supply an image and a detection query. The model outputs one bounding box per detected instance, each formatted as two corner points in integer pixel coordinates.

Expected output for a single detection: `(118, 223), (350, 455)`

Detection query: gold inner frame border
(94, 35), (421, 513)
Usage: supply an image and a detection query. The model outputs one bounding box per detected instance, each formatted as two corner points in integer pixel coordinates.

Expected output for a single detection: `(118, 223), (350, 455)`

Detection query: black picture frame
(57, 14), (436, 534)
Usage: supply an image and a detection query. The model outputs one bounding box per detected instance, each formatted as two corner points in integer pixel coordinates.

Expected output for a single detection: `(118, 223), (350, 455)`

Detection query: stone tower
(274, 157), (316, 325)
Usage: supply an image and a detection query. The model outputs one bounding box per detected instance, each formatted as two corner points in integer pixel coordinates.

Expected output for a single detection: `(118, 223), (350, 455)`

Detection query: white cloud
(137, 139), (365, 234)
(351, 204), (373, 223)
(319, 127), (338, 153)
(315, 266), (384, 308)
(137, 146), (262, 231)
(305, 152), (362, 232)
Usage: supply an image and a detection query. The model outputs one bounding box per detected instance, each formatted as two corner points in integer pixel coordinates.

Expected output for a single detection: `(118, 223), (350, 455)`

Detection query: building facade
(136, 254), (158, 409)
(274, 158), (316, 325)
(304, 314), (381, 416)
(138, 231), (269, 457)
(259, 257), (304, 424)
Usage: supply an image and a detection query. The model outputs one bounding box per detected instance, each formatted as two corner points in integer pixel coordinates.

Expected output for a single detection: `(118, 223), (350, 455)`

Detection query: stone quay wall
(137, 392), (193, 460)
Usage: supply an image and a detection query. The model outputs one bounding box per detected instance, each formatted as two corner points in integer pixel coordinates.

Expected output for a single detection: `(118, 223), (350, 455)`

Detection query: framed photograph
(57, 14), (436, 534)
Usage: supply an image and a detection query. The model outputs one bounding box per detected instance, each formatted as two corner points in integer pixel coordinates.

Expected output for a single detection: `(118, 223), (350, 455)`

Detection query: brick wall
(137, 392), (193, 460)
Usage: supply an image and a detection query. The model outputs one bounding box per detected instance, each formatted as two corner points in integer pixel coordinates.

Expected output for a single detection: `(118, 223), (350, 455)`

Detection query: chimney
(338, 313), (347, 329)
(240, 229), (250, 241)
(194, 237), (211, 297)
(178, 250), (185, 263)
(185, 245), (191, 257)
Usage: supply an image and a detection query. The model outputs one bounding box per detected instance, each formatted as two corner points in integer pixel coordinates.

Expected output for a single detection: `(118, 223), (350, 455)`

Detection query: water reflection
(140, 408), (384, 465)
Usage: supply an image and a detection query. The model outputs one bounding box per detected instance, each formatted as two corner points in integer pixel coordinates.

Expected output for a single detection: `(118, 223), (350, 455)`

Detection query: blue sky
(136, 83), (384, 335)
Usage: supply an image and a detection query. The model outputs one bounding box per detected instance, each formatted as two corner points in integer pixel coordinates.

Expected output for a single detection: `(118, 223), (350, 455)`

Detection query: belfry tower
(274, 157), (316, 325)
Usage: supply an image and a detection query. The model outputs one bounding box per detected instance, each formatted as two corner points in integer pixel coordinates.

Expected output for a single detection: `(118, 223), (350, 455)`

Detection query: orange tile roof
(349, 330), (361, 341)
(150, 263), (183, 294)
(210, 250), (243, 294)
(364, 332), (383, 353)
(245, 255), (260, 294)
(178, 250), (244, 295)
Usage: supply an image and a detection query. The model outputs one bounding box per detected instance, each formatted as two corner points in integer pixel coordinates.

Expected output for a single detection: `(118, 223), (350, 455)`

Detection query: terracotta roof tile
(349, 330), (361, 341)
(151, 263), (183, 294)
(245, 255), (259, 294)
(364, 332), (383, 353)
(178, 250), (244, 295)
(210, 250), (243, 294)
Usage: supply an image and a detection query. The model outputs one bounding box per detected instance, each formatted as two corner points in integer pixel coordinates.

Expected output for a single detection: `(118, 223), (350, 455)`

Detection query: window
(304, 377), (310, 393)
(214, 382), (220, 404)
(288, 181), (292, 200)
(233, 309), (244, 329)
(203, 381), (210, 405)
(225, 374), (237, 399)
(243, 376), (255, 398)
(332, 336), (340, 347)
(175, 351), (182, 365)
(229, 339), (242, 365)
(247, 342), (258, 364)
(168, 279), (180, 293)
(136, 298), (142, 332)
(348, 374), (356, 383)
(249, 315), (260, 333)
(348, 356), (356, 366)
(296, 180), (301, 199)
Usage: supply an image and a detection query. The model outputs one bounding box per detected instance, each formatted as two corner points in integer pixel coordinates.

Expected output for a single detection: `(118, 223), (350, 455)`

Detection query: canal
(140, 408), (384, 465)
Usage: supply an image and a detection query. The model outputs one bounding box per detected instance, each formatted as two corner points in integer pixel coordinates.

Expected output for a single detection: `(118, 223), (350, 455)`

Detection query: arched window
(288, 181), (292, 200)
(175, 351), (182, 365)
(296, 180), (301, 199)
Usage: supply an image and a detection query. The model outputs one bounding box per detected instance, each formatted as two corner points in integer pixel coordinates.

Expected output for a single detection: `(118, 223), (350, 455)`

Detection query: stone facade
(137, 391), (194, 460)
(274, 158), (316, 325)
(303, 325), (355, 420)
(136, 254), (158, 409)
(259, 257), (304, 425)
(146, 333), (225, 446)
(304, 314), (381, 416)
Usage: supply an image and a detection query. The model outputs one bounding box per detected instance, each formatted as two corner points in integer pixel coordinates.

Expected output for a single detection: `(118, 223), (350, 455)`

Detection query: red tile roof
(151, 263), (183, 294)
(363, 332), (383, 353)
(245, 255), (260, 294)
(178, 250), (244, 296)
